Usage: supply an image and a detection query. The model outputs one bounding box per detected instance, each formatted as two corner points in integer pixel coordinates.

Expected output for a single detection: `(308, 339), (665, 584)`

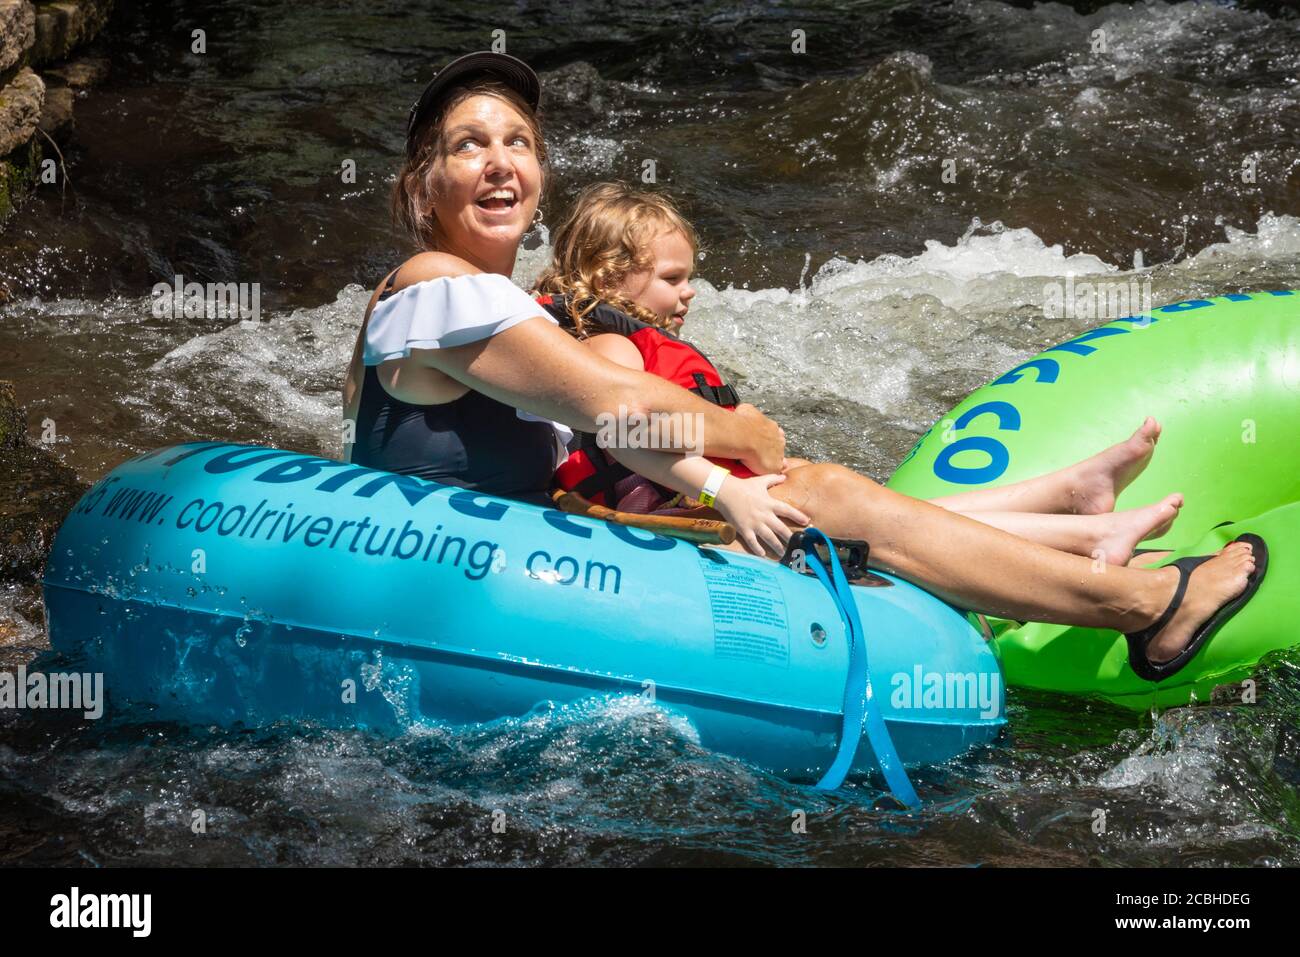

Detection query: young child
(534, 182), (1185, 562)
(533, 183), (808, 556)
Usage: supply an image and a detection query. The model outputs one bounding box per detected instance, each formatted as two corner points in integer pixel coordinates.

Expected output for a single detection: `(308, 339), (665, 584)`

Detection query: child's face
(616, 227), (696, 333)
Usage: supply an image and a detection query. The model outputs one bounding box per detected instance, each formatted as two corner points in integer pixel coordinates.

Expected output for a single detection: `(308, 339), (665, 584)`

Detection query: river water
(1, 0), (1298, 865)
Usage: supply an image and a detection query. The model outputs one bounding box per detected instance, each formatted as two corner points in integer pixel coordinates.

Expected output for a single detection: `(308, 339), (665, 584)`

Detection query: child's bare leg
(927, 417), (1161, 515)
(767, 462), (1256, 667)
(956, 494), (1182, 565)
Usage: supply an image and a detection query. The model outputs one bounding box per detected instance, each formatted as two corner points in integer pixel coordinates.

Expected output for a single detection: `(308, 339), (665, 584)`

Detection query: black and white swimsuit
(350, 271), (572, 500)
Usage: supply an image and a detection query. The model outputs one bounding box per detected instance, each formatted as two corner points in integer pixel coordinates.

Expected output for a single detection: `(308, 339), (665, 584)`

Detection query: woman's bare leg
(956, 493), (1183, 565)
(927, 417), (1161, 515)
(1127, 550), (1173, 567)
(771, 463), (1257, 665)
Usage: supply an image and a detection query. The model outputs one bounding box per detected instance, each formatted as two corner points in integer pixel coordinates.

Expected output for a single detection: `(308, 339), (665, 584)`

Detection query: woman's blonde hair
(390, 80), (549, 252)
(534, 182), (698, 336)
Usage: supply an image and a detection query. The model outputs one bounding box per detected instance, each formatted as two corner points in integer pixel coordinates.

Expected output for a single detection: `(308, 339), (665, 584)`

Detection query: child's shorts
(611, 472), (705, 516)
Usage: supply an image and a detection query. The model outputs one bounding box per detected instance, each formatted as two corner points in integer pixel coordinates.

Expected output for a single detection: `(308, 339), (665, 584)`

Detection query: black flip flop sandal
(1131, 520), (1237, 561)
(1124, 533), (1269, 682)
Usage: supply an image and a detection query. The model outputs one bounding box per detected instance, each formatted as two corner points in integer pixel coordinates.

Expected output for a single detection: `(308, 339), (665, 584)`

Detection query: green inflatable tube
(888, 291), (1299, 710)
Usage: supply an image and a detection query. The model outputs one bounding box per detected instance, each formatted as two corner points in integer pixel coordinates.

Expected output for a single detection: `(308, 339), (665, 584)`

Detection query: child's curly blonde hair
(534, 182), (699, 337)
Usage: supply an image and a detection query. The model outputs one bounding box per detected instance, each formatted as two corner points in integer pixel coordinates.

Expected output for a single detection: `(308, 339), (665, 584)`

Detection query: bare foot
(1093, 493), (1184, 565)
(1068, 417), (1162, 515)
(1142, 541), (1256, 665)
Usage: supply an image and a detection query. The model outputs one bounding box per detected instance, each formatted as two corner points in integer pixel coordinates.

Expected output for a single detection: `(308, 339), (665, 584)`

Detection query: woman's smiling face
(428, 93), (542, 267)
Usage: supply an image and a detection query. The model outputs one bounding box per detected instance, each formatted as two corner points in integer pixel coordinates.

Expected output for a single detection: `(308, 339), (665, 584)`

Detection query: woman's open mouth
(475, 188), (518, 212)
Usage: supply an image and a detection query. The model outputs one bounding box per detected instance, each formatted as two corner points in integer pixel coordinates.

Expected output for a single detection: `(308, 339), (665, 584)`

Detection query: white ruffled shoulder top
(362, 272), (573, 464)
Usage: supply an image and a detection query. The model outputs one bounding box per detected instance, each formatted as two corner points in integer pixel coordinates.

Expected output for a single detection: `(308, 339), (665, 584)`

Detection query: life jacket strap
(689, 373), (738, 407)
(571, 432), (633, 506)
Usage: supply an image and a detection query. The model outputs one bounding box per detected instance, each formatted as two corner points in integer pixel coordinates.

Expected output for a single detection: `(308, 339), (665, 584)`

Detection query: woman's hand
(713, 473), (810, 557)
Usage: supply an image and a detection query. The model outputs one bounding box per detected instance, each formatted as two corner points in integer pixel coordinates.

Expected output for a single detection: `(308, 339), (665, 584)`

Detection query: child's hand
(713, 473), (810, 557)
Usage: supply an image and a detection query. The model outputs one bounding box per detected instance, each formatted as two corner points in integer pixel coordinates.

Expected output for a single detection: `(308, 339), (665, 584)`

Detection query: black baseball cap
(405, 52), (541, 157)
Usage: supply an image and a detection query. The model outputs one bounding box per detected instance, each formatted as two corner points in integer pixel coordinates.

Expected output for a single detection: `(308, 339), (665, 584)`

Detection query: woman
(343, 52), (1266, 681)
(342, 53), (788, 503)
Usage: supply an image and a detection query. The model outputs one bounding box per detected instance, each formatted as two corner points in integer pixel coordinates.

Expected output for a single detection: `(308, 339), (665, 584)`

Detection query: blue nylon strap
(801, 527), (920, 806)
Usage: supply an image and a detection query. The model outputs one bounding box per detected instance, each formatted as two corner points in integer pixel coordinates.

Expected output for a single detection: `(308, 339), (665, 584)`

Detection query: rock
(36, 77), (69, 139)
(0, 1), (36, 76)
(0, 65), (43, 156)
(0, 134), (42, 225)
(539, 61), (615, 118)
(0, 382), (25, 448)
(2, 2), (115, 226)
(0, 581), (46, 655)
(30, 0), (112, 66)
(0, 381), (88, 583)
(0, 446), (82, 581)
(45, 51), (105, 89)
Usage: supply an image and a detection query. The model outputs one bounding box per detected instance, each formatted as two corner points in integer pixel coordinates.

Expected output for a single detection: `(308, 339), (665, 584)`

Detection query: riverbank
(0, 0), (113, 228)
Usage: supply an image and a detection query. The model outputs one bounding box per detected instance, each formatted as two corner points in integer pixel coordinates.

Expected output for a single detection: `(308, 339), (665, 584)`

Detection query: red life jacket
(538, 294), (755, 506)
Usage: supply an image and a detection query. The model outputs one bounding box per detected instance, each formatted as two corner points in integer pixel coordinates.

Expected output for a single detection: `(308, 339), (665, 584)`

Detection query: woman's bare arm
(345, 253), (785, 472)
(577, 333), (720, 496)
(426, 317), (786, 473)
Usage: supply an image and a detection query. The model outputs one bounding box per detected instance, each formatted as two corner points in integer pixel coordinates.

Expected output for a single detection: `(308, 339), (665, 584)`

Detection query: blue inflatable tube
(43, 442), (1004, 783)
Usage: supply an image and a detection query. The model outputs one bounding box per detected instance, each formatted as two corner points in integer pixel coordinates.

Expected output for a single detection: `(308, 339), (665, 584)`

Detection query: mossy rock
(0, 381), (25, 448)
(32, 1), (114, 66)
(0, 135), (42, 226)
(0, 50), (34, 92)
(0, 381), (89, 582)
